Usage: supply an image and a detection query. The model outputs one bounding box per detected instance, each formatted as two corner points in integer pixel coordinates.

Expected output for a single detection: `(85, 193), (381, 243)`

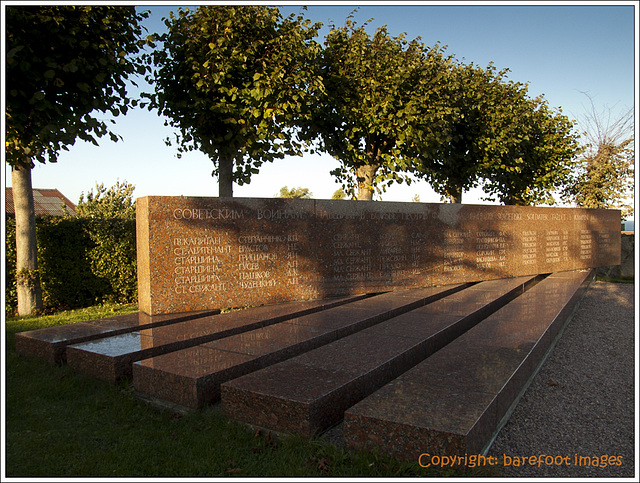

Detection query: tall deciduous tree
(412, 61), (580, 204)
(305, 18), (452, 200)
(479, 93), (581, 205)
(411, 62), (506, 203)
(146, 6), (323, 197)
(6, 5), (151, 315)
(562, 94), (634, 218)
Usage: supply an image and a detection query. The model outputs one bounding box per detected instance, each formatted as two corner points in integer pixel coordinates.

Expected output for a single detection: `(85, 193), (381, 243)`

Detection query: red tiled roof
(5, 188), (76, 216)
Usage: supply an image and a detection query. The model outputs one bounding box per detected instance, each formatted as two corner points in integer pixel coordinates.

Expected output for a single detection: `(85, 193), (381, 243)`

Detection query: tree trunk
(448, 186), (463, 204)
(218, 155), (234, 197)
(355, 164), (379, 201)
(12, 165), (43, 316)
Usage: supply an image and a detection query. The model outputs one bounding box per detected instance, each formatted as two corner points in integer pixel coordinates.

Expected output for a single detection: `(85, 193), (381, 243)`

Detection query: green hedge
(5, 215), (137, 314)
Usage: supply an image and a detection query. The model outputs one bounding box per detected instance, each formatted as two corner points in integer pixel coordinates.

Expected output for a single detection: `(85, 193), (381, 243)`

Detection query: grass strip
(5, 303), (499, 477)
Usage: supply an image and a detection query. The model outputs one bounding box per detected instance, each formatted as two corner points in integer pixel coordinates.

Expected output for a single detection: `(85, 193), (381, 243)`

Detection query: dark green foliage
(84, 217), (137, 304)
(6, 5), (152, 168)
(5, 217), (18, 312)
(307, 17), (452, 200)
(76, 181), (138, 303)
(5, 215), (137, 315)
(412, 62), (581, 204)
(34, 217), (102, 310)
(6, 6), (150, 315)
(145, 6), (323, 194)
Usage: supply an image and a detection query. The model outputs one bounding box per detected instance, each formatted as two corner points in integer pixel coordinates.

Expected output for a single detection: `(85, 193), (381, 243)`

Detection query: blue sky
(5, 1), (637, 207)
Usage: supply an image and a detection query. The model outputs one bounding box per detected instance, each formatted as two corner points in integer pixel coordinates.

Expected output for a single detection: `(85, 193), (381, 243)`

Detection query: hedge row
(5, 215), (137, 314)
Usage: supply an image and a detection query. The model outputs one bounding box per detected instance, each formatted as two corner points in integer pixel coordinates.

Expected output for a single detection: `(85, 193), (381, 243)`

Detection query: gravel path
(488, 280), (636, 478)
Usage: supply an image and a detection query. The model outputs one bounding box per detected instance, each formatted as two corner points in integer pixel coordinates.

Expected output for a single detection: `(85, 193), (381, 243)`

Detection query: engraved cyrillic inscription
(285, 234), (301, 285)
(172, 236), (230, 294)
(579, 230), (593, 261)
(475, 230), (508, 269)
(444, 230), (471, 272)
(597, 231), (613, 259)
(237, 234), (286, 289)
(545, 230), (562, 264)
(521, 231), (538, 265)
(331, 233), (372, 282)
(378, 233), (408, 278)
(139, 197), (621, 315)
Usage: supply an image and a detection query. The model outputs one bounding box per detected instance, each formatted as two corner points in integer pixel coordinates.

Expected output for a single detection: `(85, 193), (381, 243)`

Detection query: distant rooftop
(5, 188), (76, 217)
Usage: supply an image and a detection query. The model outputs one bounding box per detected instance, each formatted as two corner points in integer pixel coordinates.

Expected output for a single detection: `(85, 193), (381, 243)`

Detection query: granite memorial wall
(137, 196), (620, 315)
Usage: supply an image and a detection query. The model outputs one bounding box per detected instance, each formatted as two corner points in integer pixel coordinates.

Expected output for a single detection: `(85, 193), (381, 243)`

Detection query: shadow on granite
(342, 269), (594, 462)
(132, 284), (469, 408)
(65, 295), (369, 381)
(220, 275), (540, 436)
(14, 309), (219, 364)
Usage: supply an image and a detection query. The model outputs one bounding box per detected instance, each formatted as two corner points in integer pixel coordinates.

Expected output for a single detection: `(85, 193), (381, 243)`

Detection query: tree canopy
(479, 93), (580, 205)
(332, 188), (348, 200)
(411, 61), (581, 204)
(6, 5), (152, 169)
(145, 5), (323, 196)
(411, 62), (505, 203)
(142, 6), (584, 205)
(304, 18), (453, 200)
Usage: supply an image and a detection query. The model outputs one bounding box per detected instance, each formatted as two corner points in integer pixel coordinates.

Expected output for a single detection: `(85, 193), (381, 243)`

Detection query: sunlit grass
(5, 303), (500, 477)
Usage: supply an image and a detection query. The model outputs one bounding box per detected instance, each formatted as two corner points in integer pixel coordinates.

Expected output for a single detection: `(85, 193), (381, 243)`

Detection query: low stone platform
(342, 269), (594, 460)
(132, 284), (468, 408)
(65, 295), (366, 382)
(220, 275), (540, 436)
(14, 309), (219, 364)
(13, 269), (596, 459)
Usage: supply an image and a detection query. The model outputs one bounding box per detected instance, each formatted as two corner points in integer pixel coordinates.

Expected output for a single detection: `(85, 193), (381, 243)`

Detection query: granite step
(220, 275), (541, 436)
(132, 284), (470, 409)
(343, 269), (595, 461)
(65, 295), (368, 382)
(14, 309), (219, 364)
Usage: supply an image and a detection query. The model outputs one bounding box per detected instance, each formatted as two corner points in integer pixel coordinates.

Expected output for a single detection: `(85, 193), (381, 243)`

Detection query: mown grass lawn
(4, 303), (499, 478)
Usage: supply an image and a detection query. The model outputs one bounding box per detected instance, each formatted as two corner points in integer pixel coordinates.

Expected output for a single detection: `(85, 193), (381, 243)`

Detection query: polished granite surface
(14, 309), (219, 364)
(221, 276), (537, 435)
(133, 285), (465, 408)
(139, 196), (619, 315)
(15, 323), (115, 364)
(133, 345), (258, 408)
(202, 322), (336, 357)
(65, 295), (363, 381)
(415, 275), (536, 316)
(343, 270), (593, 460)
(84, 309), (220, 329)
(19, 266), (596, 462)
